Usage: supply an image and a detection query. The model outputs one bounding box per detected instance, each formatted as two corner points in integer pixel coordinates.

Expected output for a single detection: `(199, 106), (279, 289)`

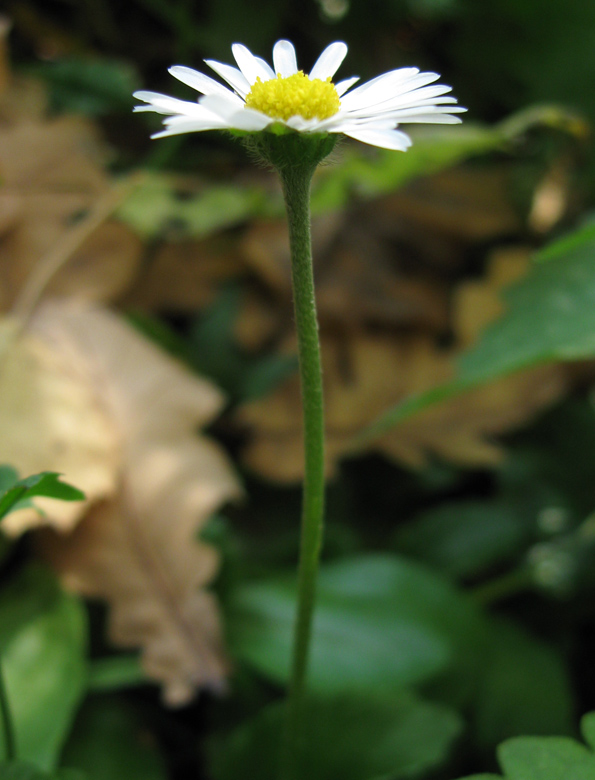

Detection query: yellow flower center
(245, 71), (340, 121)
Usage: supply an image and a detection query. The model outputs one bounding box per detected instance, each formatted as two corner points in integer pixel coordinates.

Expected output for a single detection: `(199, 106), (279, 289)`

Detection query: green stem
(279, 163), (326, 778)
(471, 566), (533, 606)
(0, 658), (15, 761)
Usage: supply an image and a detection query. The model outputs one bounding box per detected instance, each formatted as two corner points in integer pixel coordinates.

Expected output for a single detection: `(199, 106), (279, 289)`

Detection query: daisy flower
(133, 39), (465, 151)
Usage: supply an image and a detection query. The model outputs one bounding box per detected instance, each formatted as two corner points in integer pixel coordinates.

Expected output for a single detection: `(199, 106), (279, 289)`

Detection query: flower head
(134, 40), (465, 151)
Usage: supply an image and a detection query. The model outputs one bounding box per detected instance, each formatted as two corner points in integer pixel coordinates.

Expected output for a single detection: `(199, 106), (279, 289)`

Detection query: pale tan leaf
(0, 108), (142, 309)
(0, 318), (119, 534)
(34, 301), (242, 704)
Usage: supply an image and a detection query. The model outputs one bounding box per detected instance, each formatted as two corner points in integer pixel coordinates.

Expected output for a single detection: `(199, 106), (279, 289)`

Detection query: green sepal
(243, 130), (337, 174)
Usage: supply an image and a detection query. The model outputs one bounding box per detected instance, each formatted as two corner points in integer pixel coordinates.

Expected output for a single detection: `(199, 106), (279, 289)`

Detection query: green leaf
(498, 737), (595, 780)
(581, 712), (595, 751)
(393, 500), (529, 580)
(455, 712), (595, 780)
(208, 692), (462, 780)
(0, 762), (84, 780)
(0, 472), (84, 522)
(0, 763), (49, 780)
(0, 568), (87, 770)
(361, 222), (595, 442)
(61, 695), (166, 780)
(117, 174), (266, 240)
(473, 620), (574, 751)
(0, 470), (19, 498)
(86, 657), (146, 693)
(228, 554), (486, 694)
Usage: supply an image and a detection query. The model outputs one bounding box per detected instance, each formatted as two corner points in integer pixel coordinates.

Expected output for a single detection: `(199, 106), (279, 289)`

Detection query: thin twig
(11, 174), (143, 332)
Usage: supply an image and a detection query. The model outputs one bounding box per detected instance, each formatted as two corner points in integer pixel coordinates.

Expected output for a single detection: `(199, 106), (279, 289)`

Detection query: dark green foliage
(209, 692), (462, 780)
(61, 696), (166, 780)
(0, 470), (84, 523)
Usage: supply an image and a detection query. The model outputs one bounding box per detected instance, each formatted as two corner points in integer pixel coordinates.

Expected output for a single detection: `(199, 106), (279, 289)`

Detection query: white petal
(169, 65), (240, 101)
(361, 83), (455, 113)
(151, 115), (229, 138)
(335, 76), (359, 96)
(254, 56), (276, 80)
(205, 59), (251, 97)
(225, 109), (273, 131)
(391, 112), (464, 124)
(339, 125), (413, 150)
(199, 94), (272, 130)
(133, 91), (205, 116)
(285, 115), (324, 131)
(232, 43), (272, 85)
(309, 42), (348, 81)
(347, 98), (465, 123)
(339, 68), (424, 110)
(273, 40), (298, 77)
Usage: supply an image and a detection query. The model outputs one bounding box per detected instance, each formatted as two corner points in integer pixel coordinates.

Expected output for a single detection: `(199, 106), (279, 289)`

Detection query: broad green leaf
(0, 473), (84, 522)
(61, 695), (166, 780)
(0, 470), (18, 497)
(0, 762), (83, 780)
(473, 620), (574, 750)
(86, 657), (145, 693)
(0, 568), (87, 770)
(498, 737), (595, 780)
(581, 712), (595, 751)
(228, 554), (486, 694)
(0, 764), (49, 780)
(393, 500), (529, 580)
(455, 712), (595, 780)
(208, 692), (462, 780)
(361, 222), (595, 442)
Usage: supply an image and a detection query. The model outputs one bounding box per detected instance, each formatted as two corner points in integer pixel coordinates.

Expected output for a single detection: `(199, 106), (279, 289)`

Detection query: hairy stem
(279, 162), (326, 778)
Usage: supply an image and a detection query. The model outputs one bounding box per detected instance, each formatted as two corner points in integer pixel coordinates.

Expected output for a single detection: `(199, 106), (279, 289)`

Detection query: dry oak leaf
(0, 317), (119, 535)
(121, 236), (243, 313)
(238, 334), (450, 481)
(0, 105), (142, 308)
(33, 301), (242, 705)
(237, 332), (569, 481)
(382, 165), (523, 242)
(239, 213), (449, 341)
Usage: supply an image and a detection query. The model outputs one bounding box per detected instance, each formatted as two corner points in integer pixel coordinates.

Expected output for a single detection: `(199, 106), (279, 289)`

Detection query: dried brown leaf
(238, 331), (569, 481)
(0, 108), (142, 308)
(0, 318), (119, 534)
(121, 237), (243, 312)
(33, 301), (241, 704)
(383, 166), (523, 241)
